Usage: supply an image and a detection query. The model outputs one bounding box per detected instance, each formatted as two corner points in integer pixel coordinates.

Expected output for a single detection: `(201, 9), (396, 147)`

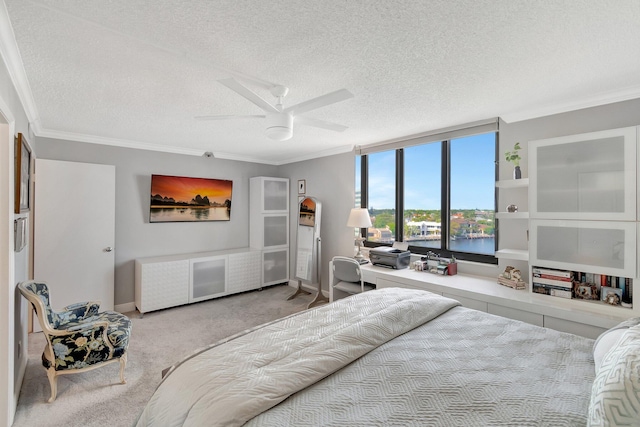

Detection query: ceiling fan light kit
(198, 77), (354, 140)
(265, 112), (294, 141)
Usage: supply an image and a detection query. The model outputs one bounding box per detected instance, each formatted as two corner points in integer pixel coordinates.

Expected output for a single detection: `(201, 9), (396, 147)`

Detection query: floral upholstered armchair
(18, 280), (132, 402)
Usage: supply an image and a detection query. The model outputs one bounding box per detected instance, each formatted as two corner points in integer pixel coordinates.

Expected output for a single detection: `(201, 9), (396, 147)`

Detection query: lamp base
(354, 238), (368, 264)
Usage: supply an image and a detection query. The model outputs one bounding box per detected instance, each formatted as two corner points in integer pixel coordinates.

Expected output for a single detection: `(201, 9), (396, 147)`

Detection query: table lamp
(347, 208), (372, 263)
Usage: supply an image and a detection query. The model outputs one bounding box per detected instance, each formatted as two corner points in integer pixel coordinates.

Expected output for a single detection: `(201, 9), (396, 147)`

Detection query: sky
(359, 133), (496, 210)
(151, 175), (233, 204)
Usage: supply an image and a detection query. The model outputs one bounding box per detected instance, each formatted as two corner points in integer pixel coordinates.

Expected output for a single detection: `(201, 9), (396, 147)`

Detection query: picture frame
(149, 174), (233, 222)
(573, 282), (599, 300)
(600, 286), (622, 305)
(298, 179), (306, 194)
(15, 133), (31, 213)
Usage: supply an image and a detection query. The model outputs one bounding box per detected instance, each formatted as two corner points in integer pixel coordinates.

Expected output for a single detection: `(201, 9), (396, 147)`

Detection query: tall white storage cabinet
(250, 177), (290, 286)
(528, 126), (639, 319)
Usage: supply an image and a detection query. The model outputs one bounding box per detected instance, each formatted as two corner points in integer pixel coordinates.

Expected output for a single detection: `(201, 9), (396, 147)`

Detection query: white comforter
(136, 288), (459, 427)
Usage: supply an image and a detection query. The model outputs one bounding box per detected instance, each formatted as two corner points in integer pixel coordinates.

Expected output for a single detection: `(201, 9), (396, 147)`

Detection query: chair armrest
(58, 301), (101, 323)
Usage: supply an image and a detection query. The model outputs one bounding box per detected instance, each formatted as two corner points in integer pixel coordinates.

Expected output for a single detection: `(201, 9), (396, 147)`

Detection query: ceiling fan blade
(285, 89), (353, 116)
(218, 78), (279, 113)
(195, 115), (265, 121)
(296, 116), (348, 132)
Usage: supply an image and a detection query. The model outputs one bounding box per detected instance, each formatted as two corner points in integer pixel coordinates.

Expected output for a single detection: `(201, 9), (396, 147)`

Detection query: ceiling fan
(195, 78), (354, 141)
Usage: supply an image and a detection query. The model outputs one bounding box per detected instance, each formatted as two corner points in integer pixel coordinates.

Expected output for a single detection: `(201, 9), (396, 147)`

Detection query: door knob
(104, 247), (114, 252)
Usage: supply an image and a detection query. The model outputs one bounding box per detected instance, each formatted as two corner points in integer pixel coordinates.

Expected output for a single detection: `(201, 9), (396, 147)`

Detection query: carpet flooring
(12, 284), (314, 427)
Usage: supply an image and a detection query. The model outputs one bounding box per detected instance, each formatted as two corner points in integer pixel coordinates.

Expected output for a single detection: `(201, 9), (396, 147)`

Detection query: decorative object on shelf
(506, 204), (518, 213)
(347, 208), (372, 264)
(504, 142), (522, 179)
(574, 283), (599, 300)
(601, 286), (622, 305)
(498, 266), (526, 290)
(298, 179), (306, 194)
(413, 254), (457, 276)
(14, 133), (31, 213)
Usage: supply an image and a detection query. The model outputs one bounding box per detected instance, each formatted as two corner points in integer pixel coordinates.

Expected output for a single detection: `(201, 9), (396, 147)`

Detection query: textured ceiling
(2, 0), (640, 164)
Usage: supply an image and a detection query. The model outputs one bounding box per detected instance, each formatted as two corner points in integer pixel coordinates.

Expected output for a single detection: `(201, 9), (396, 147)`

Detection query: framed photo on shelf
(297, 179), (306, 194)
(15, 133), (31, 213)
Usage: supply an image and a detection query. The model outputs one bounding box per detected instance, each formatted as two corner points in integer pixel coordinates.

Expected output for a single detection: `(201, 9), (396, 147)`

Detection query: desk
(359, 263), (628, 339)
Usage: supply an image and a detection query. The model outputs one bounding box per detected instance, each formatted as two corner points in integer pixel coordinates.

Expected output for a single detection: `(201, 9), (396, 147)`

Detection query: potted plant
(505, 142), (522, 179)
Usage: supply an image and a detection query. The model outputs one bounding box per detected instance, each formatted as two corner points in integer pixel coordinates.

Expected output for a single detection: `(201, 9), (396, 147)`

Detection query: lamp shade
(347, 208), (372, 228)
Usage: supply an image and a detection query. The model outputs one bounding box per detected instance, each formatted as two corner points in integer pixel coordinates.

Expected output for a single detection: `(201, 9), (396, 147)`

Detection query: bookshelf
(531, 265), (633, 310)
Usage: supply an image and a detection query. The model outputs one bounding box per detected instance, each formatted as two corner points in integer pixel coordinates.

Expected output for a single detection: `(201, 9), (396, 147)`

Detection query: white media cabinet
(359, 263), (631, 339)
(134, 248), (263, 315)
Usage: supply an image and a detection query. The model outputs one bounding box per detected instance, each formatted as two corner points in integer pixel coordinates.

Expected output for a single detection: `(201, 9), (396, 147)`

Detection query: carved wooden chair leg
(119, 354), (127, 384)
(46, 367), (58, 403)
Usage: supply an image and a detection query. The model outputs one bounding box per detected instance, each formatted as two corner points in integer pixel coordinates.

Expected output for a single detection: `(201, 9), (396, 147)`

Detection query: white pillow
(593, 328), (627, 374)
(588, 325), (640, 427)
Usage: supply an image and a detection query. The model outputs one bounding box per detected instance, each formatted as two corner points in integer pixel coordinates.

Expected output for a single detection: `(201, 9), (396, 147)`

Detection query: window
(366, 150), (396, 243)
(358, 126), (497, 264)
(404, 142), (442, 250)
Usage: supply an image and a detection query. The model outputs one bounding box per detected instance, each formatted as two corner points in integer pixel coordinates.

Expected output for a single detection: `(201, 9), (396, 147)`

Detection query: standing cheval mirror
(289, 197), (327, 307)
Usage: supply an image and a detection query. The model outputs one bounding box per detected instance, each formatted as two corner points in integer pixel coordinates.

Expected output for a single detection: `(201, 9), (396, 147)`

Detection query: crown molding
(211, 151), (281, 165)
(0, 2), (40, 124)
(502, 85), (640, 123)
(276, 144), (354, 165)
(36, 128), (206, 156)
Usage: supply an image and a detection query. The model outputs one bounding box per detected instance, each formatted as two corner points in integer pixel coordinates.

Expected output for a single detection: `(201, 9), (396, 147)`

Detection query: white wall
(34, 138), (280, 306)
(280, 152), (356, 292)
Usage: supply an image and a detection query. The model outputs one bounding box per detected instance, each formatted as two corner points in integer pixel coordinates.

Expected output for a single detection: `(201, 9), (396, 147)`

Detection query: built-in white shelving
(496, 178), (529, 260)
(495, 248), (529, 261)
(495, 212), (529, 219)
(496, 178), (529, 189)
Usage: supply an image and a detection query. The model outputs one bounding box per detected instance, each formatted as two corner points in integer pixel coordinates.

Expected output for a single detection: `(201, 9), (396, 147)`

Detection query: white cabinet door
(190, 256), (227, 302)
(250, 176), (289, 213)
(530, 219), (636, 278)
(228, 251), (261, 293)
(136, 260), (189, 313)
(262, 249), (289, 286)
(529, 126), (637, 220)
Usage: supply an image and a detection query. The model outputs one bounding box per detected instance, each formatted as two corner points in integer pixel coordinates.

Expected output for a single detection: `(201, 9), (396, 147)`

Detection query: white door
(34, 159), (115, 330)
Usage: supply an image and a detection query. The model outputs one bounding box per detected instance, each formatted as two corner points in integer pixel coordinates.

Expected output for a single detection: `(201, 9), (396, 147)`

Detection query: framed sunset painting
(149, 174), (233, 222)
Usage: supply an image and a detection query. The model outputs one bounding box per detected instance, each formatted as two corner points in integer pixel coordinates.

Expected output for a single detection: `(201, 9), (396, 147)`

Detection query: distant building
(369, 227), (394, 243)
(406, 221), (441, 236)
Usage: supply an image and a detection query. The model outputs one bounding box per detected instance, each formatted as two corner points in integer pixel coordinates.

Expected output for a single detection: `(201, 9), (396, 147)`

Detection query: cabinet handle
(104, 247), (114, 252)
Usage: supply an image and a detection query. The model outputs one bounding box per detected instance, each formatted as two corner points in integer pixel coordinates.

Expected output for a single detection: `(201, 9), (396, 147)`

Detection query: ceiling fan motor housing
(265, 112), (293, 141)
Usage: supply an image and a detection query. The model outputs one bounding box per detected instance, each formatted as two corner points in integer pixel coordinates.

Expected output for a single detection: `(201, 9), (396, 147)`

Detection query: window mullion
(441, 141), (450, 251)
(396, 149), (404, 242)
(361, 155), (368, 239)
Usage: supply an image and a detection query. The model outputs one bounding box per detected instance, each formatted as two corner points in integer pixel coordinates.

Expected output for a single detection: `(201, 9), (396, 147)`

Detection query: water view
(150, 206), (230, 222)
(411, 237), (495, 255)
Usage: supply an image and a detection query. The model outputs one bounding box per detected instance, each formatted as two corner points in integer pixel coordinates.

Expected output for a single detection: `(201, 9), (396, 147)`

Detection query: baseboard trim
(115, 302), (136, 313)
(116, 283), (328, 313)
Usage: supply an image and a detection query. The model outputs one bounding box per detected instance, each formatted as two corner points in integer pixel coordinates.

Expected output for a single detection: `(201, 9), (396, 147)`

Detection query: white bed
(136, 288), (640, 427)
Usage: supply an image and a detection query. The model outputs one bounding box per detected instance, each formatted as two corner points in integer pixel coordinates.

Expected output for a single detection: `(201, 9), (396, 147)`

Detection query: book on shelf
(532, 273), (572, 282)
(532, 267), (572, 279)
(531, 275), (573, 289)
(532, 283), (572, 299)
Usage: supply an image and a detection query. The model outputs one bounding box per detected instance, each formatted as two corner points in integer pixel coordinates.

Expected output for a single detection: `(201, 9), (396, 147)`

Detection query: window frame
(359, 133), (498, 265)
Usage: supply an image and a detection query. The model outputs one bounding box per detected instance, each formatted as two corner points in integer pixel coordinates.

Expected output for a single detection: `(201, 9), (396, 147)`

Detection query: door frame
(0, 93), (17, 427)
